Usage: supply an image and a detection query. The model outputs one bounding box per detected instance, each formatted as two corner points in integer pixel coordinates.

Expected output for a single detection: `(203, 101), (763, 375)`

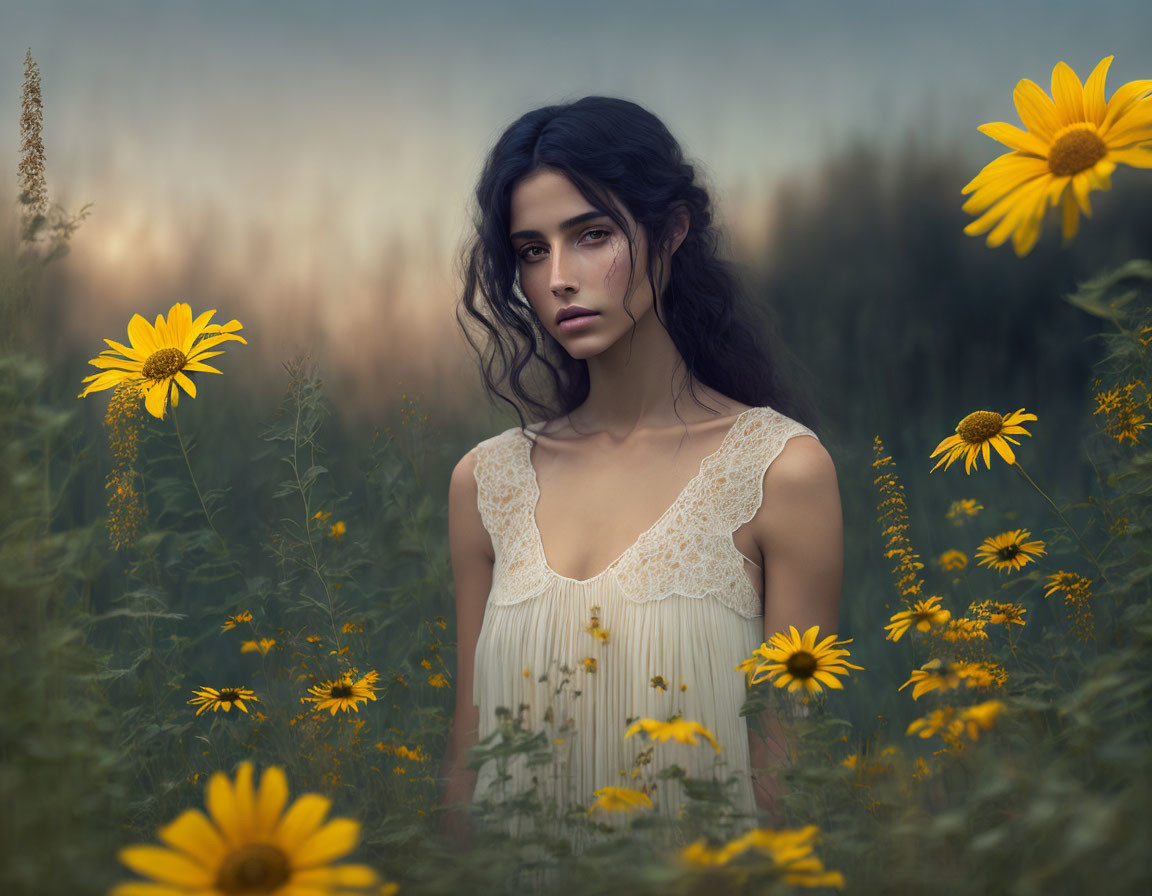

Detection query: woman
(438, 96), (843, 853)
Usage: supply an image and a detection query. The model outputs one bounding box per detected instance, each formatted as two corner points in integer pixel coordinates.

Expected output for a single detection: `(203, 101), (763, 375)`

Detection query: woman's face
(508, 168), (655, 356)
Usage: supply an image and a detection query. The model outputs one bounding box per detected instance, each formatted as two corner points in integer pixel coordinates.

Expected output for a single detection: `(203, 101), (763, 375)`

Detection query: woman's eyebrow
(510, 210), (609, 241)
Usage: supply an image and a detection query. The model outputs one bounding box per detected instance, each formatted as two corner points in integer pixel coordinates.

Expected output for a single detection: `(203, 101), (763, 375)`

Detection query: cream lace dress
(469, 405), (820, 851)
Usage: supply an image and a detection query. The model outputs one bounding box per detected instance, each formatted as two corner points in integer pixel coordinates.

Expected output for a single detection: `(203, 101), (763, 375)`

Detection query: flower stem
(1012, 462), (1109, 586)
(169, 389), (225, 549)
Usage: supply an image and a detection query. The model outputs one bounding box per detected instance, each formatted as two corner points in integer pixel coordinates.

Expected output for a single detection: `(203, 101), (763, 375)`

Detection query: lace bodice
(472, 405), (819, 618)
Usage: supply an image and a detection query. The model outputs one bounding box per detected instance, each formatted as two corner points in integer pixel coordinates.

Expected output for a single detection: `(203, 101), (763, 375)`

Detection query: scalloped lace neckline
(520, 406), (767, 584)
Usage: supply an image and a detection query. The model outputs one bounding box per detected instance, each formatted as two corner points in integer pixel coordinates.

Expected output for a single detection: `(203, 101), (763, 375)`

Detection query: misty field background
(5, 59), (1152, 895)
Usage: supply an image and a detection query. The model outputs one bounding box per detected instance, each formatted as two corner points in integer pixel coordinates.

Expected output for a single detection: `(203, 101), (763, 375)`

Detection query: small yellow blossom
(329, 520), (347, 540)
(938, 549), (968, 571)
(240, 638), (276, 656)
(220, 610), (252, 631)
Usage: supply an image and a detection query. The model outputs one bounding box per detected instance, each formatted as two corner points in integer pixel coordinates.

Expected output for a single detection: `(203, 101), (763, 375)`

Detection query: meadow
(3, 53), (1152, 896)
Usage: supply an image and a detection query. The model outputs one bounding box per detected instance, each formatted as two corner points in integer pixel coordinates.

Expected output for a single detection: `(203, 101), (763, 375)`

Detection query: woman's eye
(584, 229), (610, 242)
(519, 246), (545, 261)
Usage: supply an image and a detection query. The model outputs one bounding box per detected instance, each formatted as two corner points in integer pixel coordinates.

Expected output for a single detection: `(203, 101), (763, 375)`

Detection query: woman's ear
(667, 208), (690, 255)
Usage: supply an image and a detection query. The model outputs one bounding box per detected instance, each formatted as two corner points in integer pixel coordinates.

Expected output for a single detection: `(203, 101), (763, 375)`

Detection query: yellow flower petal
(1082, 55), (1113, 126)
(1012, 78), (1060, 142)
(274, 794), (332, 854)
(116, 845), (214, 888)
(292, 818), (361, 868)
(156, 808), (227, 868)
(1051, 61), (1086, 128)
(256, 766), (290, 834)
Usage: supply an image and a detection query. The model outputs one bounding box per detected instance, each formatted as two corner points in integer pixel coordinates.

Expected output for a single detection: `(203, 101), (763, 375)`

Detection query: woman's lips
(557, 312), (599, 332)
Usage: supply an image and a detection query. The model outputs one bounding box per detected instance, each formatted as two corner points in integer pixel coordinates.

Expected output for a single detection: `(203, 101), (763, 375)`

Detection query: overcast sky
(1, 0), (1148, 416)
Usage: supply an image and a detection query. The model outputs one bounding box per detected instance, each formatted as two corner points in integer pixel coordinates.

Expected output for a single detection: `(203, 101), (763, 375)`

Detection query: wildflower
(739, 625), (864, 695)
(581, 657), (597, 673)
(305, 635), (322, 644)
(221, 610), (253, 632)
(106, 468), (146, 551)
(625, 717), (721, 752)
(680, 683), (687, 692)
(342, 621), (365, 634)
(328, 521), (346, 540)
(313, 509), (332, 521)
(1044, 571), (1096, 641)
(241, 638), (276, 656)
(586, 785), (653, 814)
(938, 549), (968, 571)
(946, 499), (984, 522)
(987, 603), (1027, 626)
(873, 438), (928, 599)
(109, 761), (380, 896)
(906, 706), (964, 741)
(523, 667), (531, 678)
(911, 757), (932, 780)
(899, 659), (964, 700)
(1044, 570), (1091, 598)
(975, 529), (1047, 572)
(304, 673), (378, 714)
(427, 673), (449, 688)
(78, 301), (246, 420)
(188, 686), (258, 716)
(679, 825), (845, 887)
(953, 661), (1008, 689)
(962, 55), (1152, 256)
(650, 675), (668, 690)
(18, 50), (47, 223)
(419, 658), (431, 669)
(1093, 380), (1152, 444)
(884, 596), (951, 641)
(434, 615), (447, 629)
(930, 409), (1037, 474)
(940, 617), (990, 642)
(960, 699), (1006, 740)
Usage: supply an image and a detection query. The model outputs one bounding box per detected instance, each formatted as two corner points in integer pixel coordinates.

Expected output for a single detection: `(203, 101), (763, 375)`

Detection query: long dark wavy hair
(455, 95), (820, 440)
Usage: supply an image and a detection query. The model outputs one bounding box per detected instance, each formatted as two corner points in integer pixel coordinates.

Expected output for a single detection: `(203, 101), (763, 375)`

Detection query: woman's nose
(550, 246), (577, 293)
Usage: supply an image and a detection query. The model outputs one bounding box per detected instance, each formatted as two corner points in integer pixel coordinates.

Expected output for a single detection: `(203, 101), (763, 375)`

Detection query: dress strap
(695, 406), (821, 535)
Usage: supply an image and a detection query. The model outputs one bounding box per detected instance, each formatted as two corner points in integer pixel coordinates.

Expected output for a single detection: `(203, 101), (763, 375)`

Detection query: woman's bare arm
(746, 435), (844, 821)
(436, 447), (494, 847)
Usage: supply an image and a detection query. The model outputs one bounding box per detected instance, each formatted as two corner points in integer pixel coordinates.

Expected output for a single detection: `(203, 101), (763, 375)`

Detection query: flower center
(218, 689), (241, 702)
(786, 650), (818, 679)
(142, 347), (187, 380)
(1048, 127), (1107, 177)
(956, 410), (1003, 445)
(329, 683), (354, 699)
(215, 842), (291, 894)
(998, 544), (1021, 560)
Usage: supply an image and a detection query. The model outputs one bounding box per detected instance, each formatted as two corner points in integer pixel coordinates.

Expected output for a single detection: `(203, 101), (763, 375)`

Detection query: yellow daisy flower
(975, 528), (1047, 572)
(988, 603), (1028, 626)
(899, 659), (975, 700)
(740, 625), (864, 695)
(78, 301), (246, 420)
(941, 617), (991, 642)
(938, 549), (969, 571)
(650, 675), (668, 690)
(930, 408), (1037, 474)
(960, 700), (1007, 740)
(946, 498), (984, 521)
(240, 638), (277, 656)
(109, 761), (380, 896)
(304, 673), (378, 715)
(586, 785), (653, 814)
(1044, 570), (1091, 598)
(188, 686), (258, 716)
(624, 717), (721, 752)
(884, 596), (951, 641)
(963, 55), (1152, 256)
(679, 825), (844, 888)
(906, 706), (964, 742)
